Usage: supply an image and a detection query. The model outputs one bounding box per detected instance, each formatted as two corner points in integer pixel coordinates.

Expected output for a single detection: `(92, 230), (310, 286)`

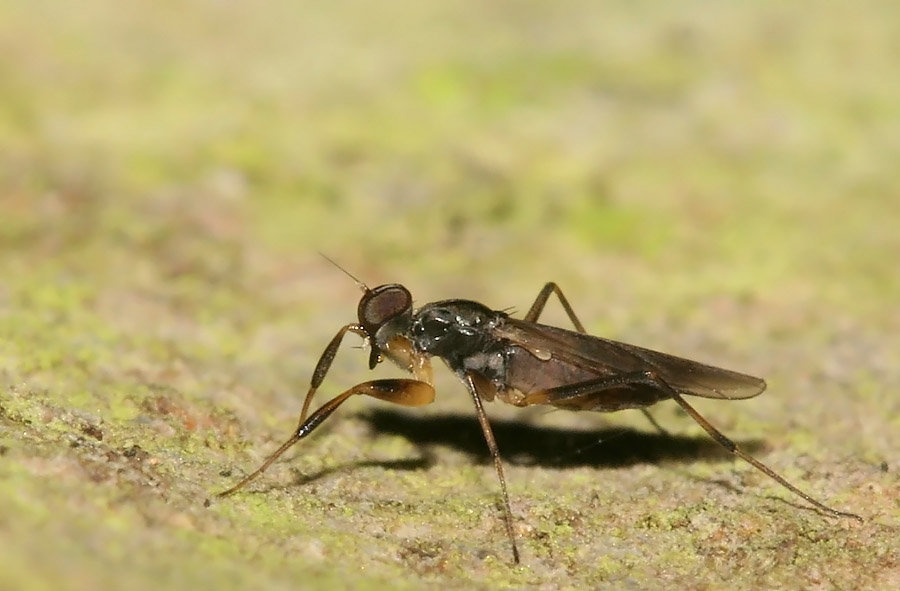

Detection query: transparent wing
(498, 318), (766, 400)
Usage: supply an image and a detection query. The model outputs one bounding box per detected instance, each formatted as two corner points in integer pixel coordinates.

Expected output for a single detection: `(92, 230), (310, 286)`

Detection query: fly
(218, 264), (862, 564)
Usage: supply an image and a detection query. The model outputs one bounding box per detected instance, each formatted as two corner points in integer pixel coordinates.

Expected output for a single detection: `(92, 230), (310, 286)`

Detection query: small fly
(218, 262), (862, 564)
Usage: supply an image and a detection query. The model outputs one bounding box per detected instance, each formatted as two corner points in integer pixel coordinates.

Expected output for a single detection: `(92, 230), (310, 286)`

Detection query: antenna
(318, 252), (369, 293)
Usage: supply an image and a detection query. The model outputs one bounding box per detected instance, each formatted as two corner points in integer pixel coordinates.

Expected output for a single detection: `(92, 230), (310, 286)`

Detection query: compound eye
(358, 285), (412, 331)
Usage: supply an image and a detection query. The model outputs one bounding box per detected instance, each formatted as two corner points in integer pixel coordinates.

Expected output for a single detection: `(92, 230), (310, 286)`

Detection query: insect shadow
(270, 409), (767, 493)
(360, 408), (767, 470)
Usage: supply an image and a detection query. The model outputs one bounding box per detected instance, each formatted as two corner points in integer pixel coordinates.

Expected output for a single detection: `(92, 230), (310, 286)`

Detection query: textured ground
(1, 1), (898, 589)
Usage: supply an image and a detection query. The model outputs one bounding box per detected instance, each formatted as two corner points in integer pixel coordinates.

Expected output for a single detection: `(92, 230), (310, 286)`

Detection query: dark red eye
(358, 284), (412, 333)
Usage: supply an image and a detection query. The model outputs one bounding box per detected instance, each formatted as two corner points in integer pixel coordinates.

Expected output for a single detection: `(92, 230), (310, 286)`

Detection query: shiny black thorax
(407, 300), (511, 382)
(408, 300), (505, 357)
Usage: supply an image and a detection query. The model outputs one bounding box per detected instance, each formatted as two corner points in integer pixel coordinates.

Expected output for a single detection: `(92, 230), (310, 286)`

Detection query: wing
(497, 318), (766, 400)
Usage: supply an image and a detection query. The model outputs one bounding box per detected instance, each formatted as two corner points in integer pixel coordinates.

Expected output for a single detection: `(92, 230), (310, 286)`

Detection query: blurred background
(1, 1), (898, 589)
